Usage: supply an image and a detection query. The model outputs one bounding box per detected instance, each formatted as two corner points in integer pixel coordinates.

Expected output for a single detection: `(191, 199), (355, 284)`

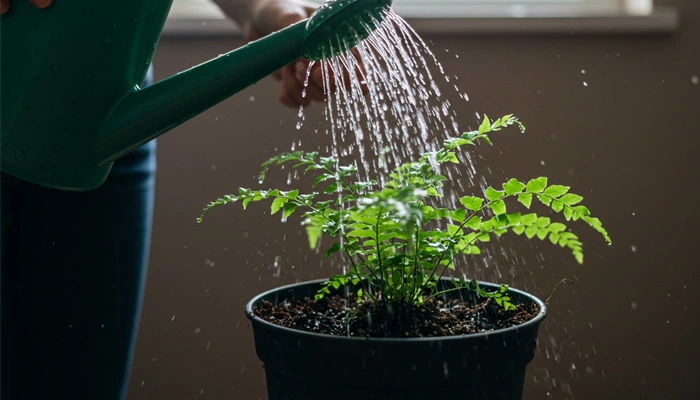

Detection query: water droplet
(296, 121), (303, 130)
(692, 75), (699, 85)
(631, 302), (638, 310)
(15, 149), (26, 161)
(583, 81), (588, 87)
(630, 245), (637, 253)
(581, 69), (586, 74)
(249, 96), (255, 102)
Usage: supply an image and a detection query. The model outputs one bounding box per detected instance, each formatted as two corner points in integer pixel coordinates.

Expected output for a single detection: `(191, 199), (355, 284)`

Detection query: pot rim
(245, 278), (547, 343)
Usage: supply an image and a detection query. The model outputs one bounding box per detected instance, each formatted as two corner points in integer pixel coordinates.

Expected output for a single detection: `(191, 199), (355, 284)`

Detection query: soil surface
(254, 292), (539, 338)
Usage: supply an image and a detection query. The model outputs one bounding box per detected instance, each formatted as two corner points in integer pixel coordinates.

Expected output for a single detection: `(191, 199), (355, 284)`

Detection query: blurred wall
(128, 0), (700, 398)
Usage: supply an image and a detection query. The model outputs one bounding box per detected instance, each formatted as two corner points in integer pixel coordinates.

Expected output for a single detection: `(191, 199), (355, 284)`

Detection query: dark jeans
(1, 69), (156, 400)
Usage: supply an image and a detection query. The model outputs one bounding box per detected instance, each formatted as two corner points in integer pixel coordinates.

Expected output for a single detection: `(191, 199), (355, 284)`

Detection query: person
(0, 1), (329, 399)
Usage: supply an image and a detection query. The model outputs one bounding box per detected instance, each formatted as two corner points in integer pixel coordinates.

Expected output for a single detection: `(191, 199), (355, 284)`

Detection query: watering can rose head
(199, 114), (611, 308)
(302, 0), (393, 60)
(0, 0), (392, 190)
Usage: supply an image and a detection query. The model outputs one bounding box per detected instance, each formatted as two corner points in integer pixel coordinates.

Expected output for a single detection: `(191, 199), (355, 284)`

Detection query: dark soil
(254, 292), (539, 338)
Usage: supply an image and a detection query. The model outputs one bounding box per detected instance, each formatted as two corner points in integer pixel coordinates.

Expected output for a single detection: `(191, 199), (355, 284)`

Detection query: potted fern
(199, 115), (610, 400)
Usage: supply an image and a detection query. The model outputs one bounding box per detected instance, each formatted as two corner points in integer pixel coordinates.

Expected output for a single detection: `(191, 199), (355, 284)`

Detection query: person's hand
(245, 0), (367, 109)
(214, 0), (368, 109)
(244, 0), (325, 108)
(1, 0), (53, 14)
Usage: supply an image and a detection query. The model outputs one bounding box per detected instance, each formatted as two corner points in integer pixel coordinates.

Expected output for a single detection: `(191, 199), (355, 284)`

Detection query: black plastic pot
(246, 279), (547, 400)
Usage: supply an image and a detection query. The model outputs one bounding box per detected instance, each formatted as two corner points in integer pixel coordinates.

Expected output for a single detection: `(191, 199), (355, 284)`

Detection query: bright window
(312, 0), (653, 17)
(167, 0), (655, 20)
(164, 0), (676, 36)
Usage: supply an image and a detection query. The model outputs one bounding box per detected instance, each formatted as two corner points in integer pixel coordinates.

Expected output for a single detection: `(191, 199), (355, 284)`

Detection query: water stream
(299, 10), (475, 190)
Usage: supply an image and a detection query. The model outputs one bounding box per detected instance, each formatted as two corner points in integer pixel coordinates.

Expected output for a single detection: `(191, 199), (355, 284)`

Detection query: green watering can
(0, 0), (392, 190)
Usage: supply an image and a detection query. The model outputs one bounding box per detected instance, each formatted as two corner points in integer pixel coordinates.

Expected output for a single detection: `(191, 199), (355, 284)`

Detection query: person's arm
(212, 0), (327, 108)
(212, 0), (316, 39)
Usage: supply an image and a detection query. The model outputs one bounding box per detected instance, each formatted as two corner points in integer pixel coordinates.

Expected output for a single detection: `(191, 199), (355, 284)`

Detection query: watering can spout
(98, 21), (307, 164)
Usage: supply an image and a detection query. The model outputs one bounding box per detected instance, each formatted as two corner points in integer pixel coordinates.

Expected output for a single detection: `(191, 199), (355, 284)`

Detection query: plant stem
(424, 286), (465, 302)
(375, 206), (386, 300)
(410, 227), (419, 303)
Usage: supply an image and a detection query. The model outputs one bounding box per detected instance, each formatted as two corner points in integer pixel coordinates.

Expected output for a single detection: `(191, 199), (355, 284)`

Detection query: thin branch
(545, 278), (573, 305)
